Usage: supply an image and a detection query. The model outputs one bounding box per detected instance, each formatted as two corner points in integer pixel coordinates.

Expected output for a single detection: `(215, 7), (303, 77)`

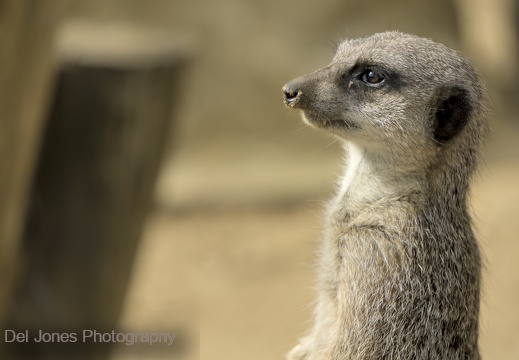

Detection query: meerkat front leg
(287, 290), (341, 360)
(286, 336), (312, 360)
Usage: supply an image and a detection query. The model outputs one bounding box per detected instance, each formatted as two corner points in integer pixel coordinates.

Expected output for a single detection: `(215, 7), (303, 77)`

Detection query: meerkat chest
(332, 142), (406, 214)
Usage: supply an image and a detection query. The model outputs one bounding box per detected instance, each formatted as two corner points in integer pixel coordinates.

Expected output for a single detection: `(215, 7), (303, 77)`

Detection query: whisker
(305, 138), (339, 157)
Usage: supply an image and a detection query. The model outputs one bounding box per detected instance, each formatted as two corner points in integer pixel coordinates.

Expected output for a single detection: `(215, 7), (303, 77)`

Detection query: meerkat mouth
(302, 111), (358, 131)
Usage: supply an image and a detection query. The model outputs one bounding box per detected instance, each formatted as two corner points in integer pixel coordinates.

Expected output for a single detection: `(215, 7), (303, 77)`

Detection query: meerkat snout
(282, 68), (331, 111)
(282, 83), (301, 107)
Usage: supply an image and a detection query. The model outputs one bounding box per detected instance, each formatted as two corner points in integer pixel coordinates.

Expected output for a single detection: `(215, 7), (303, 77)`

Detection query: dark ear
(432, 86), (472, 143)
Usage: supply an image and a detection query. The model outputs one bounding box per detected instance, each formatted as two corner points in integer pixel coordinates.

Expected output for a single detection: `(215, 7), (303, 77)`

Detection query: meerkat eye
(361, 69), (384, 85)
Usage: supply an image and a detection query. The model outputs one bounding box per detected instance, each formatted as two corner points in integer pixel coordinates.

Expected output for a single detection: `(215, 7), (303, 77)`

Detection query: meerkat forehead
(333, 31), (476, 88)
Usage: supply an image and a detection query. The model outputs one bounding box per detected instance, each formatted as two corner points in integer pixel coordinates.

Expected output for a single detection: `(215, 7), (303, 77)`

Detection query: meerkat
(282, 32), (487, 360)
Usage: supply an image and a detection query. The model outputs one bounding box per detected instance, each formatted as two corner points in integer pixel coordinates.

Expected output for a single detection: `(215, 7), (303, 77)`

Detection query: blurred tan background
(1, 0), (518, 359)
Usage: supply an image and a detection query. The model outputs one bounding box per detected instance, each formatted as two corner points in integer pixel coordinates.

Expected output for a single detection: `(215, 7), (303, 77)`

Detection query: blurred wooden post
(5, 22), (187, 359)
(0, 0), (68, 328)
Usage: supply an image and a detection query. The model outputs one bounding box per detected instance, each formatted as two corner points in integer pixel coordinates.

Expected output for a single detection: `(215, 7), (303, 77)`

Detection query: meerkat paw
(286, 337), (312, 360)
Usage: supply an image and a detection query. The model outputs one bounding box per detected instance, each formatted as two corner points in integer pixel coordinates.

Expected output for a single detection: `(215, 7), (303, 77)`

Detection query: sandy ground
(110, 155), (519, 360)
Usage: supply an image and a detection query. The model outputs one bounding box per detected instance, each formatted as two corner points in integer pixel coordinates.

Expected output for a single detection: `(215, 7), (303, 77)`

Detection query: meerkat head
(283, 32), (487, 174)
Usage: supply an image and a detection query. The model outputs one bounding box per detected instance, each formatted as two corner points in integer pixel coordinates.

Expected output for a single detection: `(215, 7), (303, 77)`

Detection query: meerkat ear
(432, 86), (473, 143)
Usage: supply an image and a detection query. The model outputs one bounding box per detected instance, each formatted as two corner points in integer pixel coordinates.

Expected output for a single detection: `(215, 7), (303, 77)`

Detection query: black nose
(282, 83), (302, 107)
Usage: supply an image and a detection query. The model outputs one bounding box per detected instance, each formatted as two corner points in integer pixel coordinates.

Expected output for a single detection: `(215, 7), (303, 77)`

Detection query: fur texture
(282, 32), (488, 360)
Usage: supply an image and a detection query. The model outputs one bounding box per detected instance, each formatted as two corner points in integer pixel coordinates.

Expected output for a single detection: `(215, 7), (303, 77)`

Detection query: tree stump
(4, 22), (188, 360)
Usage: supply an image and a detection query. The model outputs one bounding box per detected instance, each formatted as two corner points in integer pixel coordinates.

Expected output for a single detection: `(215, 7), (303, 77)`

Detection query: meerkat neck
(335, 141), (424, 212)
